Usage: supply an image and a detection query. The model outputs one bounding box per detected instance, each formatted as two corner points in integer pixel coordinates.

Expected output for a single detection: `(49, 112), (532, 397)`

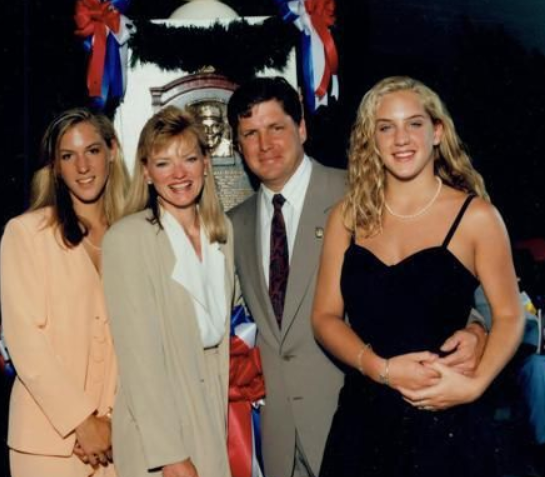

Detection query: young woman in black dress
(312, 76), (523, 477)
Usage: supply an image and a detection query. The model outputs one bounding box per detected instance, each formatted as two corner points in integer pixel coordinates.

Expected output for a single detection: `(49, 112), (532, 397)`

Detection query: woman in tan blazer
(0, 108), (129, 476)
(102, 106), (235, 477)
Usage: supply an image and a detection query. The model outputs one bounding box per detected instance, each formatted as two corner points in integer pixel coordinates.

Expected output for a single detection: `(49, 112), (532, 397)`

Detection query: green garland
(128, 17), (299, 84)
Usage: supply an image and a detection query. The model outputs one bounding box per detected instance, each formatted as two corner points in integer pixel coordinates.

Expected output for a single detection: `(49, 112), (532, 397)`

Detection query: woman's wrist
(76, 410), (97, 434)
(378, 358), (390, 387)
(466, 371), (490, 401)
(355, 343), (372, 374)
(356, 346), (390, 385)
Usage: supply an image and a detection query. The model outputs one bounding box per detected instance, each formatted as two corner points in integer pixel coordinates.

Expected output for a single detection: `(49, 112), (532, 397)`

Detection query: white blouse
(162, 211), (227, 348)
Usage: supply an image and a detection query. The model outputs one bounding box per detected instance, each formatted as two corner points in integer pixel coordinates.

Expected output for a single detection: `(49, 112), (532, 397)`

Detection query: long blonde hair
(343, 76), (488, 237)
(31, 108), (128, 246)
(126, 105), (227, 244)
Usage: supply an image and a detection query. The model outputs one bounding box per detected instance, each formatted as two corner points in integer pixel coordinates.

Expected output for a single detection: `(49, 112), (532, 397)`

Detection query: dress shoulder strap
(442, 195), (476, 248)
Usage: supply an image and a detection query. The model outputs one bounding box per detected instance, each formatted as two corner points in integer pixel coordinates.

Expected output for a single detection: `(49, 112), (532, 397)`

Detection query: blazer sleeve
(102, 226), (189, 470)
(0, 218), (96, 438)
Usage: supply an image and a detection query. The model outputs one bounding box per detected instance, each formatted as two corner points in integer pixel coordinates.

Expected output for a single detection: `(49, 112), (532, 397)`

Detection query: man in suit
(227, 77), (486, 477)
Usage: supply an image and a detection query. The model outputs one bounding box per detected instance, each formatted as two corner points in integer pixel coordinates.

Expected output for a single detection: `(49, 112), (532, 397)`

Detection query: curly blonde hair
(343, 76), (488, 237)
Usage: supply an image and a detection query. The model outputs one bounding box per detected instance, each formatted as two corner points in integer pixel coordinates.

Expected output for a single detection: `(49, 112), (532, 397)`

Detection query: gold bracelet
(356, 343), (372, 374)
(378, 358), (390, 386)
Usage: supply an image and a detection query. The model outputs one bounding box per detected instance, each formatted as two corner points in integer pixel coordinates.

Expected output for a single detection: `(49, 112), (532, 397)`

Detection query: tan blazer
(102, 210), (235, 477)
(228, 161), (347, 477)
(0, 207), (117, 456)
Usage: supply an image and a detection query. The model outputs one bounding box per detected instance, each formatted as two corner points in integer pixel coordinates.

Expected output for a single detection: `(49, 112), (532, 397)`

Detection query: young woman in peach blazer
(1, 108), (128, 477)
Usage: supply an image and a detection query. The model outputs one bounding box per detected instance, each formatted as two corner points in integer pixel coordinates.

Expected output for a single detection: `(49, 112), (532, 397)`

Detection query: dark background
(1, 1), (545, 475)
(2, 1), (545, 239)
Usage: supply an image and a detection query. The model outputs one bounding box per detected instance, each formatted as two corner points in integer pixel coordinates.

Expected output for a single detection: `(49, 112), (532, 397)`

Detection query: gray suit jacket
(103, 211), (235, 477)
(229, 161), (346, 477)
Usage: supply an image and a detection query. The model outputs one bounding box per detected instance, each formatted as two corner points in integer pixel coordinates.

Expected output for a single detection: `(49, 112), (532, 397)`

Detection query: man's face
(200, 113), (224, 150)
(236, 99), (306, 192)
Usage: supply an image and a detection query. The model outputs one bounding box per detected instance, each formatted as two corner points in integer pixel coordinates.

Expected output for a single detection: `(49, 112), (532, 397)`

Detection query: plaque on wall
(149, 72), (256, 210)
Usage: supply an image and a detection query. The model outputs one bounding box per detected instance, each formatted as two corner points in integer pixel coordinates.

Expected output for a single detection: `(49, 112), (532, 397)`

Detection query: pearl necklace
(385, 177), (442, 220)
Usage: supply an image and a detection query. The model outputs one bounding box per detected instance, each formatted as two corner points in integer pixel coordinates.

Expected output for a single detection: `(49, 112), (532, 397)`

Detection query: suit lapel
(154, 225), (208, 376)
(156, 226), (177, 275)
(280, 163), (332, 341)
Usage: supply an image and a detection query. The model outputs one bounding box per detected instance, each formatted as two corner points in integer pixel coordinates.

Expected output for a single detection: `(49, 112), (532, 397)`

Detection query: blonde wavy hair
(31, 108), (128, 246)
(343, 76), (488, 237)
(126, 105), (227, 244)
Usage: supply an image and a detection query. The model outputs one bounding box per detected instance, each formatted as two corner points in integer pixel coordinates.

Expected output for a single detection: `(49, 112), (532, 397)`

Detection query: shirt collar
(261, 154), (312, 209)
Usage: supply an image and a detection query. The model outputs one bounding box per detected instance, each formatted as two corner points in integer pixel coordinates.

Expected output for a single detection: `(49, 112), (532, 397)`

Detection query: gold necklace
(385, 177), (442, 220)
(84, 236), (102, 251)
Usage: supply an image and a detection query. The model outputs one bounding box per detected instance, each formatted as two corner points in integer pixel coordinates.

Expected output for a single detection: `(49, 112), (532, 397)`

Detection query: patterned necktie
(269, 194), (289, 327)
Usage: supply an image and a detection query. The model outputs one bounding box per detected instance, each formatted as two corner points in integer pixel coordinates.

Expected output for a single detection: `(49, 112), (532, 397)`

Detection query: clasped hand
(387, 327), (486, 410)
(74, 414), (113, 467)
(398, 361), (483, 411)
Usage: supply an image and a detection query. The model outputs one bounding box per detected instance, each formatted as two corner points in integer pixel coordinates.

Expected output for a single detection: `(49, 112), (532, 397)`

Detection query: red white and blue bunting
(228, 305), (266, 477)
(73, 1), (339, 111)
(74, 0), (133, 108)
(275, 0), (339, 111)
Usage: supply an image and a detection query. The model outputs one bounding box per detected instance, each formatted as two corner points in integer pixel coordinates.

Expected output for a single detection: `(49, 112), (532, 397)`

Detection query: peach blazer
(0, 207), (117, 456)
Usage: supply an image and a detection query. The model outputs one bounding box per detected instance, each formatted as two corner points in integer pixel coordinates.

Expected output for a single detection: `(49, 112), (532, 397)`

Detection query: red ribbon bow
(305, 0), (339, 99)
(74, 0), (121, 98)
(228, 335), (266, 477)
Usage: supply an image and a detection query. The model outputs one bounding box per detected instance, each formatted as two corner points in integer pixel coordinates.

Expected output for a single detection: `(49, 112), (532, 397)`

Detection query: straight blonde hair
(126, 105), (227, 244)
(31, 108), (128, 246)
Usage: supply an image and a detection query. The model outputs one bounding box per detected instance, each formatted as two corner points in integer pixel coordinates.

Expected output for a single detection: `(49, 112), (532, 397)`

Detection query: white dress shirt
(260, 155), (313, 286)
(162, 210), (226, 348)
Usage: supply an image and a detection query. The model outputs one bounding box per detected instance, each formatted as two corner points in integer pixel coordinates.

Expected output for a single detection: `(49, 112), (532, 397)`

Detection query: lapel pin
(315, 227), (324, 239)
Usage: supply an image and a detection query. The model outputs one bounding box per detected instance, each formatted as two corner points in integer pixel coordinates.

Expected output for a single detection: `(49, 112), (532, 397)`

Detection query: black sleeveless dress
(319, 196), (500, 477)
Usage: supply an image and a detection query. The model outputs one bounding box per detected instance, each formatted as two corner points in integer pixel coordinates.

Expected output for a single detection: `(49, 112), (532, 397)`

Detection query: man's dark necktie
(269, 194), (289, 327)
